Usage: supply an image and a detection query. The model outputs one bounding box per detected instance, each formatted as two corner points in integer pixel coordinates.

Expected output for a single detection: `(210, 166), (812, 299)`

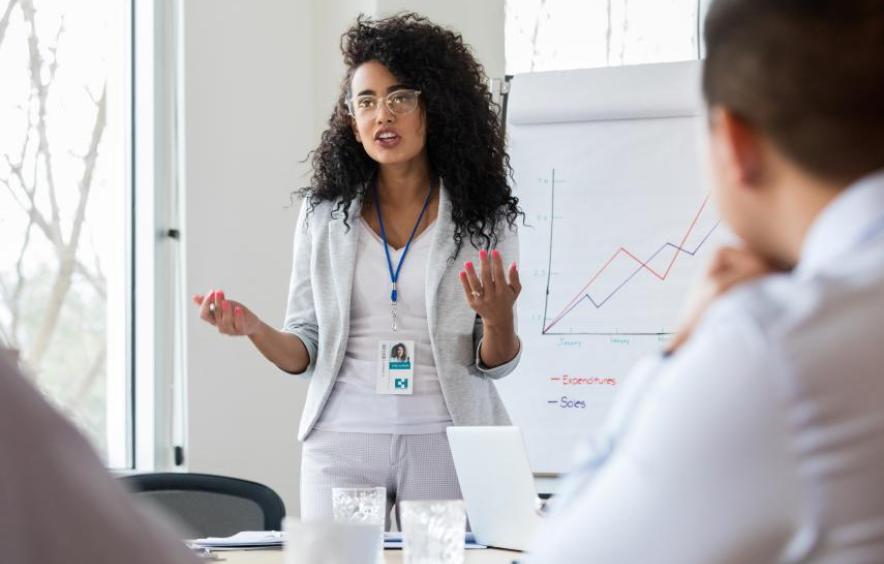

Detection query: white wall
(183, 0), (314, 516)
(184, 0), (504, 516)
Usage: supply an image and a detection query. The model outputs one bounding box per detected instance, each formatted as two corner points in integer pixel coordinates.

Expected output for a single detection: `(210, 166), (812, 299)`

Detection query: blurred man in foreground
(0, 350), (198, 564)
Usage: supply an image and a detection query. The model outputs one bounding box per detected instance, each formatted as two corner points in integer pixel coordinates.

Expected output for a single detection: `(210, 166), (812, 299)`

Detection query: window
(505, 0), (705, 74)
(0, 0), (132, 467)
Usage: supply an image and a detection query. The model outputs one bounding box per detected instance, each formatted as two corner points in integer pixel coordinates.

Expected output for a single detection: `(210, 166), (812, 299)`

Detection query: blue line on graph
(581, 222), (719, 309)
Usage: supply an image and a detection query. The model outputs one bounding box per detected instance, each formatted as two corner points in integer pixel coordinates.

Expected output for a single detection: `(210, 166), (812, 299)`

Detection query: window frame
(130, 0), (185, 473)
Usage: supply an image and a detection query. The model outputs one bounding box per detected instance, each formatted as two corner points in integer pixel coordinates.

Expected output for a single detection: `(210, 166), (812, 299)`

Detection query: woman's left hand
(459, 249), (521, 327)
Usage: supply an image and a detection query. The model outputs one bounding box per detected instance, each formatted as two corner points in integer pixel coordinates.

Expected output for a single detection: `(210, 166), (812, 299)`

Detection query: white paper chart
(496, 61), (722, 474)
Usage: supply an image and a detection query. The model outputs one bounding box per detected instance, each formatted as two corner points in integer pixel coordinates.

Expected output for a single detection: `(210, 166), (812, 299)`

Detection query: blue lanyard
(375, 183), (434, 314)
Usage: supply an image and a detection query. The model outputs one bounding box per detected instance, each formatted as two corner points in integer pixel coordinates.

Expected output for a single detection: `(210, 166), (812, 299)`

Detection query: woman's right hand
(193, 289), (261, 337)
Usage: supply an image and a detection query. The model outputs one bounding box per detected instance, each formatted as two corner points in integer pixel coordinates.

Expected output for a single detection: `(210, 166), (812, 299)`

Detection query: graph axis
(537, 169), (717, 337)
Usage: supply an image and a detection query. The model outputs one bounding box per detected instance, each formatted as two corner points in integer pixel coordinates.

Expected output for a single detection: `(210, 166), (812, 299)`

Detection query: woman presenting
(193, 13), (522, 524)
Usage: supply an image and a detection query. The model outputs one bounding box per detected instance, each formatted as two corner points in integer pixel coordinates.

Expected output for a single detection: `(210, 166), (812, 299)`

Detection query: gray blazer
(283, 187), (521, 441)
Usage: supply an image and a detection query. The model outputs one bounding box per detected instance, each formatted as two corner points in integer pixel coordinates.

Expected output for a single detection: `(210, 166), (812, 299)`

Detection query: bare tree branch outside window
(0, 0), (125, 461)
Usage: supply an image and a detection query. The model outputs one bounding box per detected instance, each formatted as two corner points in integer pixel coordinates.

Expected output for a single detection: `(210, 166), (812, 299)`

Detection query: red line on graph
(543, 196), (710, 333)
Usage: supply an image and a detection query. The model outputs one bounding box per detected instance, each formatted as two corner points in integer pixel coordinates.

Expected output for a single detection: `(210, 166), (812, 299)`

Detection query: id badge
(376, 340), (415, 395)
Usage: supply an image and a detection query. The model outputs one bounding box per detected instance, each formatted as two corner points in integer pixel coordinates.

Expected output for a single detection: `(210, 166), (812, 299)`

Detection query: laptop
(446, 426), (544, 551)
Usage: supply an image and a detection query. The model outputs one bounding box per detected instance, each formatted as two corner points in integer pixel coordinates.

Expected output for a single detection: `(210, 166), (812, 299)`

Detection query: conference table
(205, 548), (522, 563)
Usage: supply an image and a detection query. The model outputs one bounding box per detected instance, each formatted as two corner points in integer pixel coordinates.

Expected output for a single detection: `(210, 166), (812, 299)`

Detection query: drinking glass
(283, 517), (381, 564)
(331, 486), (386, 527)
(332, 486), (386, 564)
(400, 499), (466, 564)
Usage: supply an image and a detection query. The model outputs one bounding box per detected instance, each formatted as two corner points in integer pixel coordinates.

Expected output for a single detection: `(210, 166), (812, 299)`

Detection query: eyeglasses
(347, 89), (422, 119)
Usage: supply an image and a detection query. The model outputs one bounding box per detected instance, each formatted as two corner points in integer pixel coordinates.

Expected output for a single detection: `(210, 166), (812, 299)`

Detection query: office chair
(122, 472), (286, 538)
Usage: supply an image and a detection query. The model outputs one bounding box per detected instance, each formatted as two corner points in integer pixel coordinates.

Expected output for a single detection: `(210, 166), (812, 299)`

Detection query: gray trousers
(300, 430), (463, 530)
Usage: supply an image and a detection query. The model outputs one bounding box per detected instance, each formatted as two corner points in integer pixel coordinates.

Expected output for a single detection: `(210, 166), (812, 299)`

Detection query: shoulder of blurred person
(0, 351), (198, 564)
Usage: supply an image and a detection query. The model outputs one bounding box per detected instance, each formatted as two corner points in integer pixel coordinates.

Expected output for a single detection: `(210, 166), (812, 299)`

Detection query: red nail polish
(479, 250), (488, 260)
(235, 306), (243, 315)
(492, 249), (501, 258)
(465, 261), (474, 269)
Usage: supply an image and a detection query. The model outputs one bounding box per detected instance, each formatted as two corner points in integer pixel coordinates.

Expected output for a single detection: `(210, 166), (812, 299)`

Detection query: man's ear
(710, 106), (764, 188)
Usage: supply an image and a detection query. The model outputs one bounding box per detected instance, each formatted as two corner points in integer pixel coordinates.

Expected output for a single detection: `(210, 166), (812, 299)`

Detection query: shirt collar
(796, 169), (884, 277)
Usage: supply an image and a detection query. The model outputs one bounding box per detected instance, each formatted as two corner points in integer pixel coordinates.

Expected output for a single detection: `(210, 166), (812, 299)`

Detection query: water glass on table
(332, 486), (386, 562)
(283, 517), (381, 564)
(401, 499), (466, 564)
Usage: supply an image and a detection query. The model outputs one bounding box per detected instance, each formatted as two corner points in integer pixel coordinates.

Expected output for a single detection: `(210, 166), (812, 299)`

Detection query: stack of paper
(189, 530), (488, 551)
(383, 532), (487, 550)
(189, 531), (284, 550)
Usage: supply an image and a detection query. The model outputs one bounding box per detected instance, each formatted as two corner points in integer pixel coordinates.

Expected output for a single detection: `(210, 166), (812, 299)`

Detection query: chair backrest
(121, 472), (286, 538)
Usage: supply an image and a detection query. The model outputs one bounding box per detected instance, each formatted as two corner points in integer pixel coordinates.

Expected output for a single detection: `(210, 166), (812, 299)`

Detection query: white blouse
(313, 217), (454, 434)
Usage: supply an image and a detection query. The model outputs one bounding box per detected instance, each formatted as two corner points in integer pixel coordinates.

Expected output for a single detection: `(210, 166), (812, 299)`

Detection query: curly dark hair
(303, 12), (522, 256)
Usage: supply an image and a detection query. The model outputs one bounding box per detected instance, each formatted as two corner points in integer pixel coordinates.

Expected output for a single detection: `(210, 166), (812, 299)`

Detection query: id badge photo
(376, 340), (415, 395)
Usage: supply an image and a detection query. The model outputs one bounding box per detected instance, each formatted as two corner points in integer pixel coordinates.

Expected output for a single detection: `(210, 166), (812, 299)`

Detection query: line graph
(539, 169), (719, 335)
(498, 76), (712, 474)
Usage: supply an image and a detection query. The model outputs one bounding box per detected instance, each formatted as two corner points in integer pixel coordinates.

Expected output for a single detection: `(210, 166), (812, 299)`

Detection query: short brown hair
(703, 0), (884, 183)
